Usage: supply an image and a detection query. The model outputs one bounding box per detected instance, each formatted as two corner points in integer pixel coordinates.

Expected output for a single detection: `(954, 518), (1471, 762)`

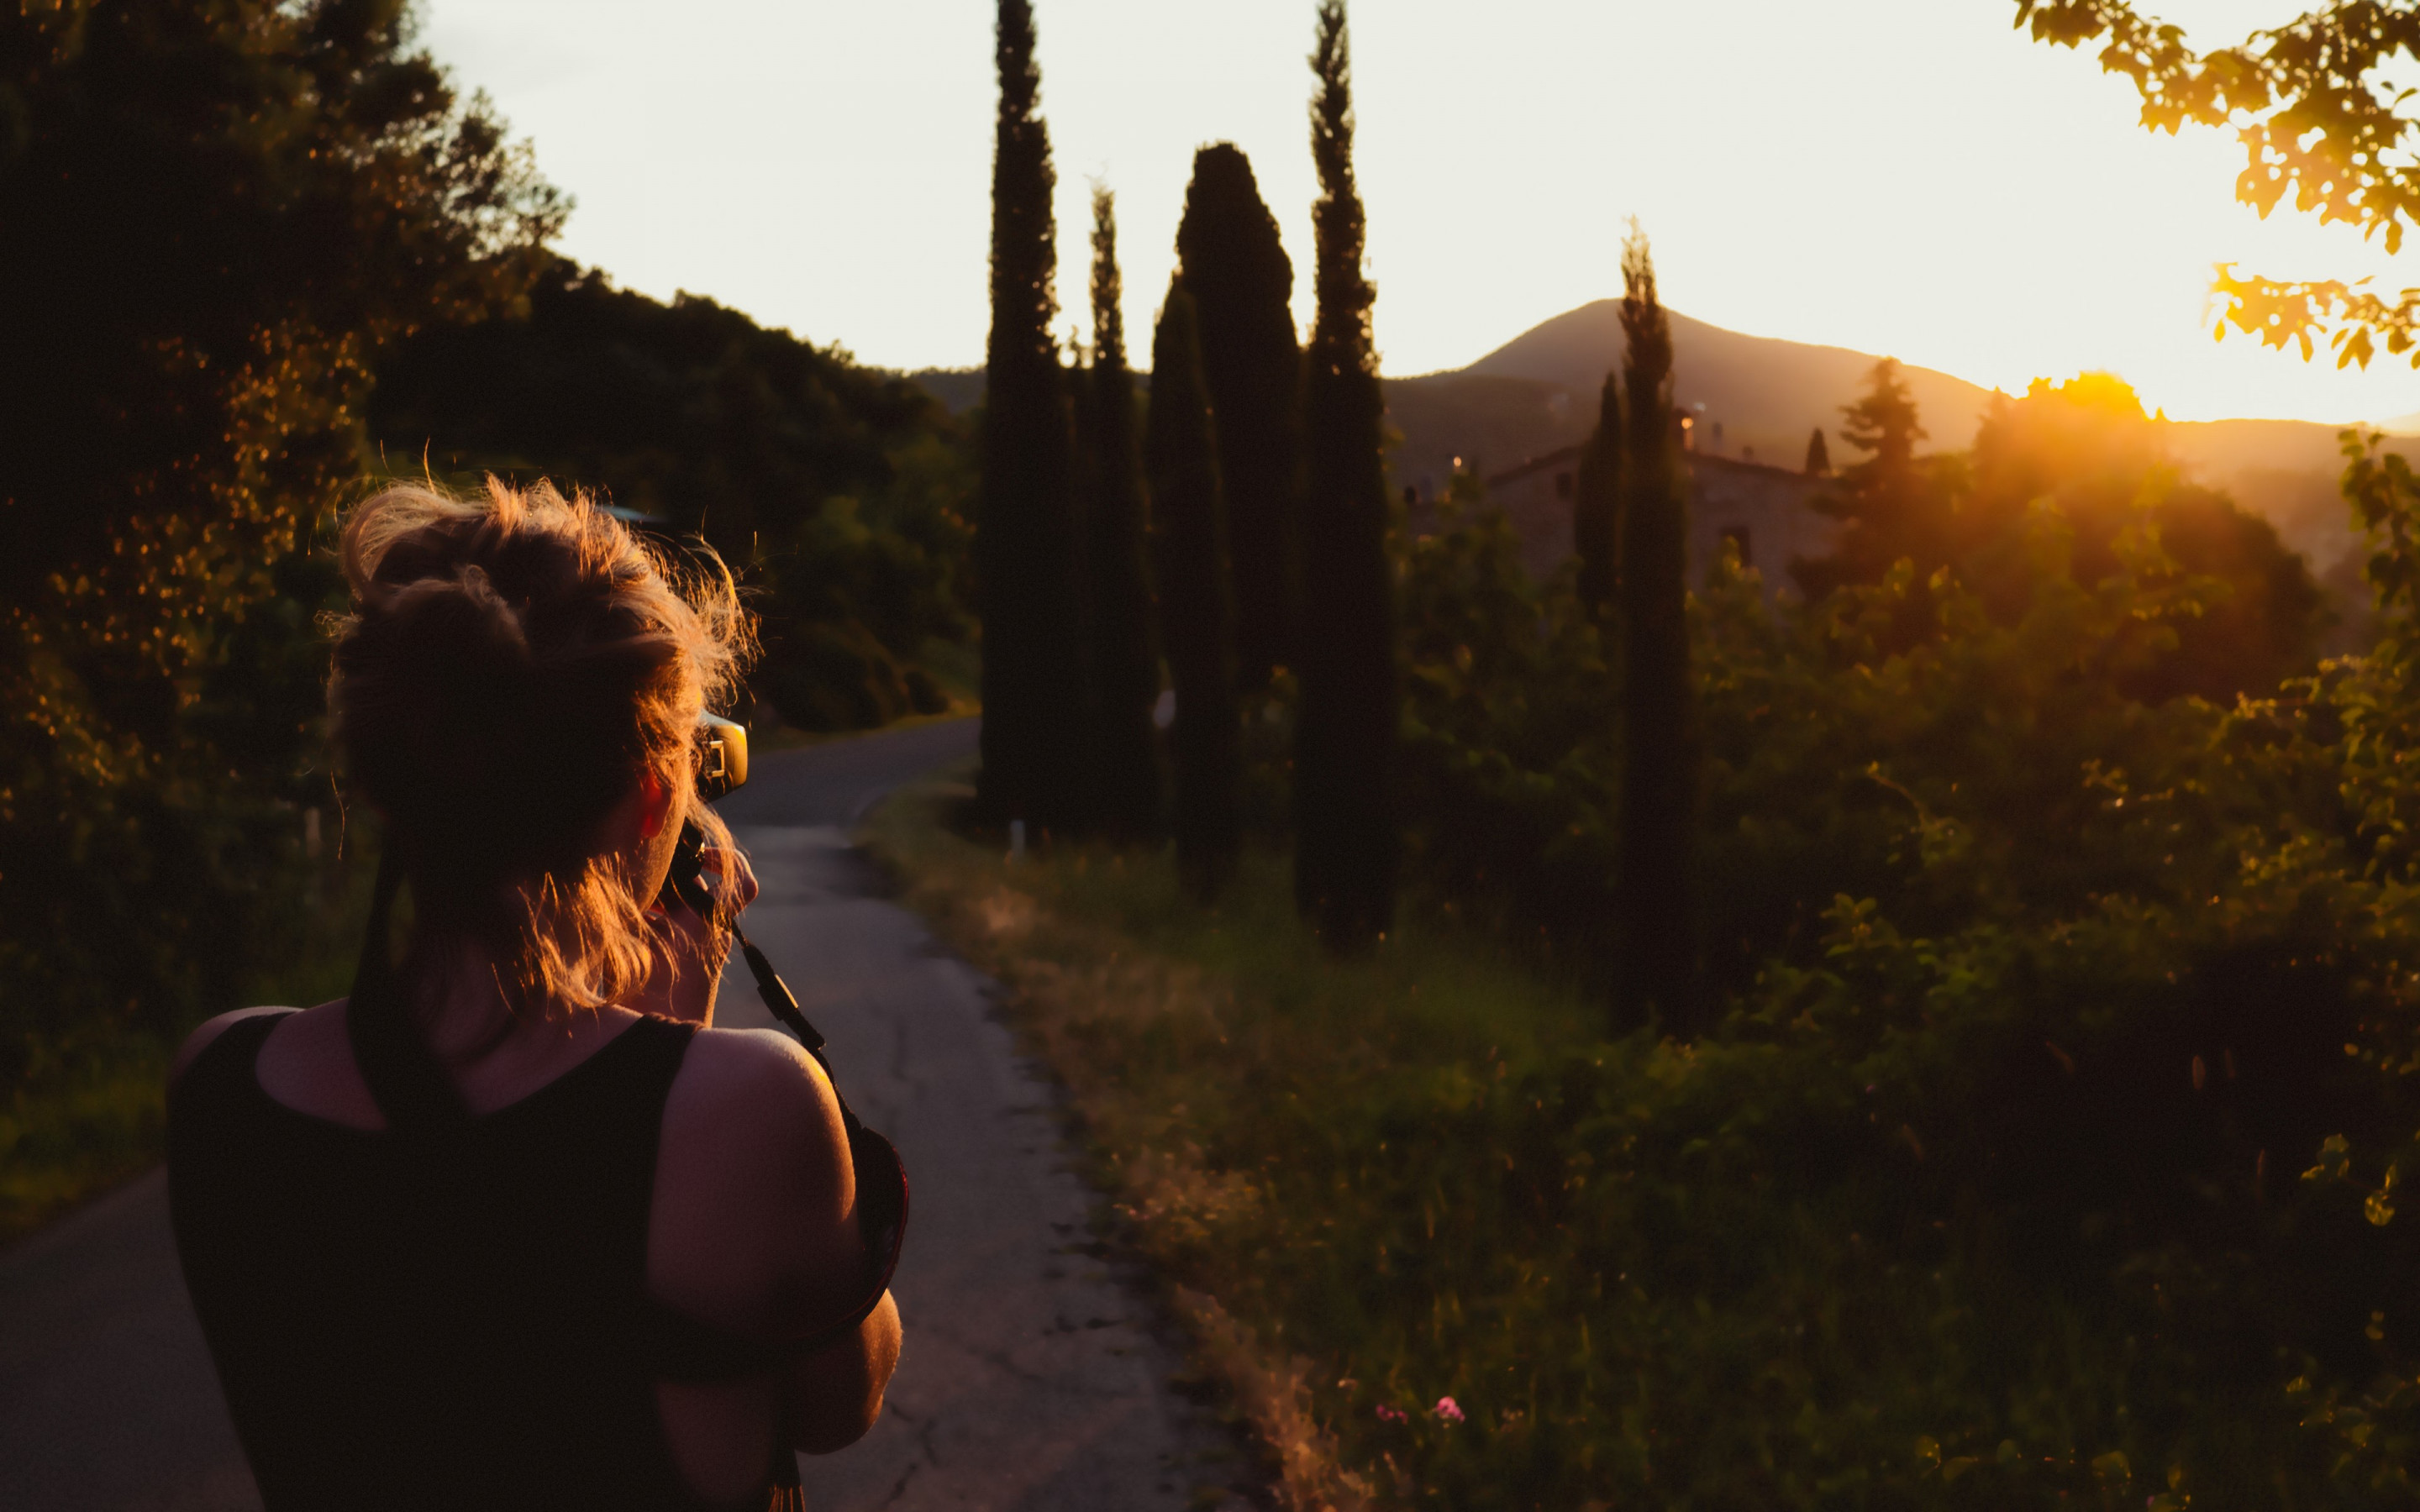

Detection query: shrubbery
(1342, 386), (2420, 1500)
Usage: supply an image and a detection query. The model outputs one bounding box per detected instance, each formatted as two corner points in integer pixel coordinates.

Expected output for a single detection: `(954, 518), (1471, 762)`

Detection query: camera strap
(345, 848), (472, 1132)
(659, 822), (910, 1336)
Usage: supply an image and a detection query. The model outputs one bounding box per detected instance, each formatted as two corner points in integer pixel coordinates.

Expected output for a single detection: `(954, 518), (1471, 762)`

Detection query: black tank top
(166, 1011), (790, 1511)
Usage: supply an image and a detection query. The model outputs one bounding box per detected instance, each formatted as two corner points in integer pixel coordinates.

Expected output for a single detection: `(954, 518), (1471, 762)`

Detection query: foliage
(370, 255), (971, 733)
(1177, 142), (1304, 690)
(1397, 475), (1617, 954)
(977, 0), (1091, 833)
(0, 0), (555, 1095)
(2015, 0), (2420, 369)
(894, 411), (2420, 1502)
(1805, 424), (1833, 477)
(1614, 227), (1704, 1033)
(1150, 281), (1241, 900)
(1793, 367), (2323, 698)
(1080, 186), (1163, 839)
(1296, 0), (1400, 948)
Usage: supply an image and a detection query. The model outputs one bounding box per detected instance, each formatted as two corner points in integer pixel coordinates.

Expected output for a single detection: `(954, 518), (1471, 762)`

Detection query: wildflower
(1376, 1404), (1407, 1423)
(1434, 1396), (1465, 1424)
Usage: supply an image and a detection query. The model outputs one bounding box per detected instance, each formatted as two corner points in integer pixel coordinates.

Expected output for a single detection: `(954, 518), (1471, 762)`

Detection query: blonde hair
(330, 477), (752, 1016)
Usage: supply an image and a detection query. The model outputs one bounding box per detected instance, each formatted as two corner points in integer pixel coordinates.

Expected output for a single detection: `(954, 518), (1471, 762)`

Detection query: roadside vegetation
(0, 2), (976, 1239)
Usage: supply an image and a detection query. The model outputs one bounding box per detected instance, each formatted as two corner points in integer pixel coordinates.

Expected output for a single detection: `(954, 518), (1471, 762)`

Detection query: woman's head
(330, 477), (750, 1015)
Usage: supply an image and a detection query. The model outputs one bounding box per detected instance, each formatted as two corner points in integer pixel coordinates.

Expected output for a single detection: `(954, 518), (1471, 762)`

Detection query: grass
(864, 771), (2254, 1511)
(865, 766), (1611, 1509)
(0, 850), (377, 1247)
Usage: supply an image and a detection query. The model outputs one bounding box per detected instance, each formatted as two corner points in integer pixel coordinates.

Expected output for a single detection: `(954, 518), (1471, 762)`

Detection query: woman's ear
(638, 767), (673, 840)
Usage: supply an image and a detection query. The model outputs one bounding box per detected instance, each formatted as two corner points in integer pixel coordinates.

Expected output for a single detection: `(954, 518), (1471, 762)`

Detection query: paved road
(0, 717), (1240, 1511)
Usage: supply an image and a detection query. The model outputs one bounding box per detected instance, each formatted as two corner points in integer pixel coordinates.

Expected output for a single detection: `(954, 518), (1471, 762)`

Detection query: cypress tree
(1147, 280), (1241, 899)
(1295, 0), (1399, 948)
(978, 0), (1090, 834)
(1803, 425), (1832, 477)
(1573, 370), (1622, 614)
(1613, 224), (1703, 1035)
(1084, 184), (1162, 839)
(1176, 143), (1302, 690)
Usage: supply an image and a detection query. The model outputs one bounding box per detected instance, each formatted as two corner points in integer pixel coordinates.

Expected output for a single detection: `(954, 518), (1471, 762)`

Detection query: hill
(1390, 302), (2420, 575)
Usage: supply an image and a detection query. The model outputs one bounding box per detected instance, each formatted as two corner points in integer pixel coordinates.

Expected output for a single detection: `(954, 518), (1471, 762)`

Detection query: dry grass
(865, 769), (1591, 1509)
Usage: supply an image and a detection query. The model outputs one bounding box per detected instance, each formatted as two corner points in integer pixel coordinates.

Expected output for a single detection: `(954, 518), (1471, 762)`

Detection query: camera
(694, 711), (748, 801)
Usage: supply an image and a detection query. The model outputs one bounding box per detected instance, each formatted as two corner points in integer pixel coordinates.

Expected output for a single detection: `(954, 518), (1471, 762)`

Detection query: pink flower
(1434, 1396), (1465, 1424)
(1376, 1404), (1407, 1423)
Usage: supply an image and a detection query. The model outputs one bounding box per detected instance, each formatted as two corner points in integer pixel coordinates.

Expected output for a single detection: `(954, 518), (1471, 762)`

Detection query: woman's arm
(790, 1289), (902, 1453)
(650, 1027), (902, 1451)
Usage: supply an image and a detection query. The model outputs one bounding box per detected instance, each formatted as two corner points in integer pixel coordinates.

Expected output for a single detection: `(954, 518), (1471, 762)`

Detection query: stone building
(1474, 444), (1835, 596)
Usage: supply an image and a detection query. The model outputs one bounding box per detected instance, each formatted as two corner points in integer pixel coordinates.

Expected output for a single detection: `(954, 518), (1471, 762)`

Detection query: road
(0, 717), (1243, 1511)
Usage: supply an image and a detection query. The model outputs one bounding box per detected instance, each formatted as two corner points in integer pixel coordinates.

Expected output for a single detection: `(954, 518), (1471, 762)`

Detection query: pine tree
(1613, 224), (1703, 1034)
(1804, 425), (1832, 477)
(1083, 185), (1162, 839)
(1176, 143), (1302, 690)
(1791, 359), (1941, 601)
(1573, 370), (1622, 614)
(1147, 280), (1242, 899)
(1295, 0), (1399, 948)
(978, 0), (1091, 834)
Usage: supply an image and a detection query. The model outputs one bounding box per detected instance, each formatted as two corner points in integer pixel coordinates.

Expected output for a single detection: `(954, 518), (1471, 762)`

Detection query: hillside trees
(370, 255), (971, 732)
(1176, 143), (1304, 690)
(1081, 186), (1162, 838)
(978, 0), (1092, 832)
(1150, 282), (1242, 898)
(1613, 227), (1703, 1033)
(1804, 425), (1832, 476)
(1573, 373), (1623, 613)
(1295, 0), (1400, 948)
(0, 0), (561, 1081)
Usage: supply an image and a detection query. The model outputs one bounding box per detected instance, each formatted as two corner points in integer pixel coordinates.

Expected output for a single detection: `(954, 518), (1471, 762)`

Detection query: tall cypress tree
(1147, 280), (1241, 899)
(1573, 370), (1622, 615)
(1295, 0), (1398, 948)
(1084, 185), (1161, 839)
(1176, 143), (1302, 690)
(978, 0), (1090, 833)
(1803, 425), (1832, 477)
(1613, 224), (1702, 1034)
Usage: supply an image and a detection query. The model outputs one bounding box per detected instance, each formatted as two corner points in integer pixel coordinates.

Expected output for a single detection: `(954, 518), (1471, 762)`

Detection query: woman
(166, 480), (900, 1510)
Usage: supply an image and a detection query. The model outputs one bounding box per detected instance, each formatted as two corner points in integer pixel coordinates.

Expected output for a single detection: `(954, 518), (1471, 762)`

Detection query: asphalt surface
(0, 716), (1242, 1511)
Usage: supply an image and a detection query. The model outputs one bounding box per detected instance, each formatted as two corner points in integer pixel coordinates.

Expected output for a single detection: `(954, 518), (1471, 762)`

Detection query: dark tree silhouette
(1573, 371), (1623, 614)
(1176, 143), (1302, 690)
(0, 0), (562, 1075)
(978, 0), (1092, 833)
(1295, 0), (1399, 948)
(1804, 426), (1832, 477)
(1082, 185), (1162, 839)
(1147, 281), (1241, 898)
(1791, 359), (1942, 601)
(1614, 225), (1703, 1034)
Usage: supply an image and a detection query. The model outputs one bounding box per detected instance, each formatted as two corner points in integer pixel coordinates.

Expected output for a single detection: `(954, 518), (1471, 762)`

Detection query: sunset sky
(420, 0), (2420, 429)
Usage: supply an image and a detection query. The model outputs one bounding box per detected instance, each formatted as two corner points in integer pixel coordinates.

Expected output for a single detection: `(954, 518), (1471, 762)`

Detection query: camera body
(694, 712), (748, 802)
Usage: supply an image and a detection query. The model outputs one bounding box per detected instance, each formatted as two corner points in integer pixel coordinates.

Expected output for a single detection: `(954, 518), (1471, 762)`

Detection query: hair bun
(328, 476), (750, 1016)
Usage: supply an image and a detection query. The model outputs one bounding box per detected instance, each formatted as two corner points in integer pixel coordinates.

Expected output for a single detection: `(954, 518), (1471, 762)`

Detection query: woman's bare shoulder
(170, 1000), (337, 1085)
(664, 1025), (846, 1159)
(650, 1025), (859, 1332)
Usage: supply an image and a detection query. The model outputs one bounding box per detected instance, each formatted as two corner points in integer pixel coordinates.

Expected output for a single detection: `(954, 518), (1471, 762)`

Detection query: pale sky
(419, 0), (2420, 425)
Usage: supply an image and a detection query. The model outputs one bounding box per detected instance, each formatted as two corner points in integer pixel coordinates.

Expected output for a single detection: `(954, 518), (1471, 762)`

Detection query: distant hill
(904, 366), (986, 415)
(1469, 302), (1996, 462)
(1390, 301), (2420, 574)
